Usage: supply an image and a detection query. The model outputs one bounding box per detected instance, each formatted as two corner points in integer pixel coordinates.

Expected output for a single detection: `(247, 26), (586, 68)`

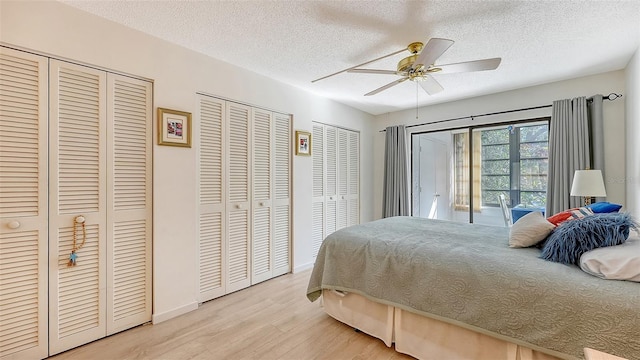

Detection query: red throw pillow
(547, 207), (594, 226)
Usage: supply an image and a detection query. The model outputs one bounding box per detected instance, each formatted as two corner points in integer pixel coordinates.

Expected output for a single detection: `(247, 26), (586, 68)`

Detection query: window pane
(520, 159), (548, 175)
(482, 159), (509, 175)
(482, 129), (509, 145)
(520, 142), (548, 158)
(520, 125), (548, 142)
(482, 144), (509, 159)
(483, 190), (509, 206)
(521, 191), (546, 207)
(520, 175), (547, 191)
(482, 175), (509, 190)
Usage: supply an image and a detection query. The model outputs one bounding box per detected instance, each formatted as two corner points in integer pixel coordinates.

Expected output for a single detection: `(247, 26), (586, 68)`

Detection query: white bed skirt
(322, 289), (563, 360)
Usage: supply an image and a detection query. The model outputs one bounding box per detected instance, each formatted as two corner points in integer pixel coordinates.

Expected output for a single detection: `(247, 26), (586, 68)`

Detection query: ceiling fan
(312, 38), (501, 96)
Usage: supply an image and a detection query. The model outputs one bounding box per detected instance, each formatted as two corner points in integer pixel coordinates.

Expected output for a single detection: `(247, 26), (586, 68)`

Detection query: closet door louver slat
(226, 103), (251, 293)
(49, 60), (107, 355)
(0, 48), (47, 360)
(106, 74), (152, 335)
(198, 96), (226, 302)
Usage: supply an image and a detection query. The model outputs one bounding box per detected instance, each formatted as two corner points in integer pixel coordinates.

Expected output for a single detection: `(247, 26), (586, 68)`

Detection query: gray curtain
(588, 94), (605, 203)
(546, 97), (591, 215)
(383, 125), (409, 217)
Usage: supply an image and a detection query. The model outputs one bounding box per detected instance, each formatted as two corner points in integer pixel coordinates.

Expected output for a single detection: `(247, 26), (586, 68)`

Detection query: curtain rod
(379, 93), (622, 132)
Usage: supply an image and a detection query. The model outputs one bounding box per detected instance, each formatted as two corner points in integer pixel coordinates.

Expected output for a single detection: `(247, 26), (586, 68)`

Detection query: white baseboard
(152, 301), (198, 324)
(293, 261), (314, 273)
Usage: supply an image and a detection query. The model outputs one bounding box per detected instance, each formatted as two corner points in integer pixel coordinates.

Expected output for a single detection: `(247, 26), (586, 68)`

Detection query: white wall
(625, 48), (640, 214)
(0, 1), (375, 322)
(373, 71), (627, 219)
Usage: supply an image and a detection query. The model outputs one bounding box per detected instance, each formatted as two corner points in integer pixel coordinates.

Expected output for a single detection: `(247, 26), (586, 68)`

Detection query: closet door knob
(259, 202), (264, 207)
(235, 204), (241, 209)
(7, 221), (20, 229)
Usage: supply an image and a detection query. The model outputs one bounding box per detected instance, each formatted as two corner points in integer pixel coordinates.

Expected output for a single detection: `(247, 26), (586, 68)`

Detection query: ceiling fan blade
(419, 75), (444, 95)
(413, 38), (454, 70)
(365, 77), (409, 96)
(312, 48), (407, 83)
(434, 58), (502, 74)
(348, 69), (399, 75)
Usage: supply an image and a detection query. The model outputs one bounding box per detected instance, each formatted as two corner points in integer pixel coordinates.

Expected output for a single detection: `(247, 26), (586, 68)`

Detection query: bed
(306, 216), (640, 360)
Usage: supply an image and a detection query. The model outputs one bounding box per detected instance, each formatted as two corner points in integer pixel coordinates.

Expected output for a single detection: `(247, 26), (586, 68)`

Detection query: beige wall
(0, 1), (375, 323)
(373, 71), (628, 219)
(625, 48), (640, 214)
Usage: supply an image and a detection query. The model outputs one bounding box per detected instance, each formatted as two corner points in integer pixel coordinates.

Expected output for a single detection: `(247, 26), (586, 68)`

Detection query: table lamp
(570, 170), (606, 206)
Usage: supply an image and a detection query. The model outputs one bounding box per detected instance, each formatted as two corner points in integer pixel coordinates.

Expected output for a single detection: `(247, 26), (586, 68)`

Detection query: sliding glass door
(411, 119), (549, 227)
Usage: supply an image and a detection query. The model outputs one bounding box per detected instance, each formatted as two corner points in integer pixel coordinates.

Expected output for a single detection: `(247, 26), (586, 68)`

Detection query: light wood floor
(50, 270), (413, 360)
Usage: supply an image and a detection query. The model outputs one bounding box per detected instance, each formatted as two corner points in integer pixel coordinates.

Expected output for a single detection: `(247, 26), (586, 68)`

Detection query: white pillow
(509, 211), (555, 248)
(579, 231), (640, 282)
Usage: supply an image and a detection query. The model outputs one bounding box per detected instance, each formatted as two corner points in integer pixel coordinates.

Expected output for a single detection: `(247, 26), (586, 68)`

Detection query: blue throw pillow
(540, 213), (637, 265)
(587, 201), (622, 213)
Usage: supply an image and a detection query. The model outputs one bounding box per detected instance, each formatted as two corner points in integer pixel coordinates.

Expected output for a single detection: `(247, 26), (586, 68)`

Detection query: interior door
(272, 113), (291, 277)
(226, 103), (251, 293)
(347, 130), (359, 227)
(251, 108), (272, 284)
(311, 123), (325, 257)
(197, 96), (226, 301)
(48, 59), (107, 355)
(324, 126), (337, 236)
(336, 129), (348, 231)
(416, 136), (449, 220)
(0, 47), (49, 360)
(105, 73), (152, 335)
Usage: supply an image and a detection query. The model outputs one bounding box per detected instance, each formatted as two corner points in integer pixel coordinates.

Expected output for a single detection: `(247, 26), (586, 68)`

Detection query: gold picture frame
(158, 108), (192, 147)
(295, 130), (311, 156)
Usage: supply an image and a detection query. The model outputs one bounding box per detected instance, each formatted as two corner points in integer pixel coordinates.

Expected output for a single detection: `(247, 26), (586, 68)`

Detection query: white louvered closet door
(48, 60), (107, 355)
(0, 47), (49, 360)
(336, 129), (348, 231)
(197, 96), (226, 302)
(226, 103), (251, 293)
(347, 131), (360, 227)
(251, 108), (272, 284)
(311, 124), (325, 257)
(106, 74), (152, 335)
(324, 126), (337, 236)
(272, 113), (291, 277)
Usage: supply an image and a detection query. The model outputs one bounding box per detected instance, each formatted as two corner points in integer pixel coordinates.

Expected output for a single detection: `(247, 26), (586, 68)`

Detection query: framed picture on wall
(158, 107), (192, 147)
(295, 130), (311, 156)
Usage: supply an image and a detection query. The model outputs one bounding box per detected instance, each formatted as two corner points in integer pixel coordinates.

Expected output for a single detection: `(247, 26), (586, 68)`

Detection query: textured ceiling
(61, 0), (640, 115)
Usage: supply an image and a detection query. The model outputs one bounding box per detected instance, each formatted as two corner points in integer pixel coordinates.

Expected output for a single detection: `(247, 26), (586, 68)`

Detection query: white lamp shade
(570, 170), (607, 197)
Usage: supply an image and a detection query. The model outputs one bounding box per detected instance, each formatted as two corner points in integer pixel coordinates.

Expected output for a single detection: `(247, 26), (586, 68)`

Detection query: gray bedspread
(306, 216), (640, 360)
